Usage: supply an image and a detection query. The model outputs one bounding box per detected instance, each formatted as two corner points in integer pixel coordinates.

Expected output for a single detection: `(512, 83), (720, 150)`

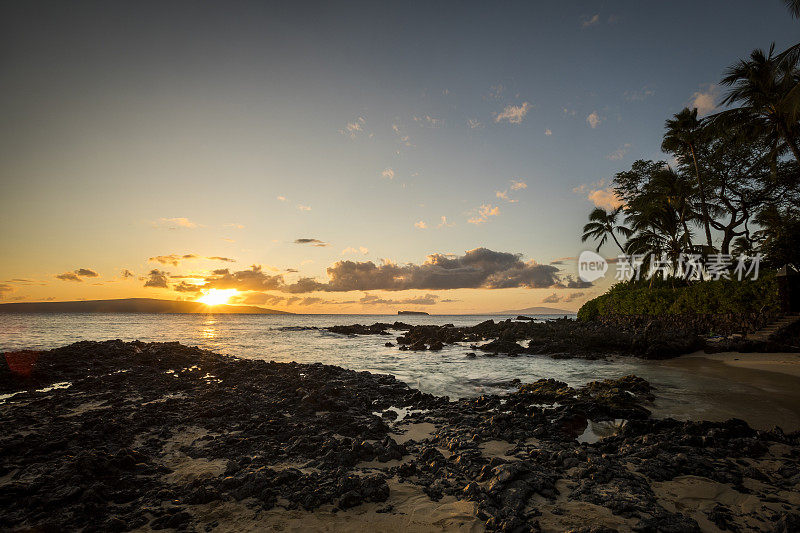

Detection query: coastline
(653, 351), (800, 431)
(2, 341), (800, 531)
(668, 351), (800, 379)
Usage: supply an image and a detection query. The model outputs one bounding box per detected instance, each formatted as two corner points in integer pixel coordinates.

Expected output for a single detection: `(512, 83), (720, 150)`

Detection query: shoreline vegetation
(576, 34), (800, 328)
(2, 340), (800, 532)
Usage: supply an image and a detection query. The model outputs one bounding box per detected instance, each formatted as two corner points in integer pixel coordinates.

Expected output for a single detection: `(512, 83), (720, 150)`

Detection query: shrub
(577, 273), (778, 320)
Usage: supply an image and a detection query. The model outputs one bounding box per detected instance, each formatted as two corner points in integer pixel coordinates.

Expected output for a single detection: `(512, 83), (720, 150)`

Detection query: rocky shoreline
(1, 341), (799, 531)
(324, 317), (800, 360)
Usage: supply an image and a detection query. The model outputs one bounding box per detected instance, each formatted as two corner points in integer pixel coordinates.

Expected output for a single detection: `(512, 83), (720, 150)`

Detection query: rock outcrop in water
(325, 317), (796, 359)
(1, 341), (799, 531)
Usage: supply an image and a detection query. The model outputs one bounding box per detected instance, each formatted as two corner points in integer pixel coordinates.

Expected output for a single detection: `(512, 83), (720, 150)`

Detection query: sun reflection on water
(201, 318), (217, 339)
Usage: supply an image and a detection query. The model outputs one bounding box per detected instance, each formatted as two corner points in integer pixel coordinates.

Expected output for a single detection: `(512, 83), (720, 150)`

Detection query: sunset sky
(1, 1), (797, 313)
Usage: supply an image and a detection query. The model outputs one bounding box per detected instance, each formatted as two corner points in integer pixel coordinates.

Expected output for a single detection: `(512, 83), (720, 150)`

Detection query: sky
(1, 1), (798, 313)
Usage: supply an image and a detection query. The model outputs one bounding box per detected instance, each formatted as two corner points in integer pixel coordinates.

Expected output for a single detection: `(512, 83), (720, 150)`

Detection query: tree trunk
(690, 143), (714, 250)
(779, 122), (800, 165)
(610, 233), (626, 254)
(721, 230), (733, 255)
(679, 204), (694, 252)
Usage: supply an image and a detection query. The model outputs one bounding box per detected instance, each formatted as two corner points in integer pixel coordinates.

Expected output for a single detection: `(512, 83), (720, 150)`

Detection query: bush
(577, 274), (778, 320)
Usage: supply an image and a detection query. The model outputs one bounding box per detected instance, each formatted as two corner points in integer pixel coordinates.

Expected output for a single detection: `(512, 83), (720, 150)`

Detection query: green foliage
(577, 274), (778, 320)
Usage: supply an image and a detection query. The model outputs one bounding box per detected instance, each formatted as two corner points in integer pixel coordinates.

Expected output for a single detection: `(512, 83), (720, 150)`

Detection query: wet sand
(656, 351), (800, 431)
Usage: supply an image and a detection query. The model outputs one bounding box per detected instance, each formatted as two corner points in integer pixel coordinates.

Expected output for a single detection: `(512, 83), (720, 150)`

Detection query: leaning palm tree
(710, 44), (800, 165)
(581, 206), (630, 253)
(662, 108), (713, 248)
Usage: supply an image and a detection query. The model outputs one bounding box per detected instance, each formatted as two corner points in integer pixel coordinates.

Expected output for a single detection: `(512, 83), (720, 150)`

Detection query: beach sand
(657, 351), (800, 431)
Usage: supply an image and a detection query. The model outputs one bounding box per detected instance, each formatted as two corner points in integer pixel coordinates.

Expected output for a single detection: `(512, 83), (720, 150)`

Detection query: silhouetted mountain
(0, 298), (291, 314)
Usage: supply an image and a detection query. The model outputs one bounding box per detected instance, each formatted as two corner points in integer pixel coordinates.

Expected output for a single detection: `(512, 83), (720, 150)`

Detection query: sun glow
(195, 289), (238, 306)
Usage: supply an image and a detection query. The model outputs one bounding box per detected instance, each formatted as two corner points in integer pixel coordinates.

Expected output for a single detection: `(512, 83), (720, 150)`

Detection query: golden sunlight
(195, 288), (238, 306)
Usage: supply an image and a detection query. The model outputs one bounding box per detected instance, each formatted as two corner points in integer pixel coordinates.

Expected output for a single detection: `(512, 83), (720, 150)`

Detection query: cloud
(391, 122), (413, 148)
(574, 180), (625, 210)
(581, 14), (600, 27)
(233, 292), (288, 306)
(605, 143), (631, 160)
(468, 119), (483, 129)
(56, 268), (99, 282)
(558, 275), (593, 289)
(144, 269), (169, 288)
(414, 220), (428, 229)
(280, 248), (567, 292)
(624, 87), (655, 101)
(360, 293), (441, 306)
(342, 246), (369, 255)
(510, 180), (527, 191)
(496, 190), (515, 202)
(224, 223), (245, 229)
(149, 254), (236, 266)
(487, 84), (504, 100)
(202, 265), (284, 291)
(563, 108), (577, 117)
(690, 83), (719, 117)
(587, 188), (624, 210)
(437, 216), (455, 228)
(339, 116), (366, 139)
(413, 115), (443, 127)
(542, 291), (584, 304)
(468, 204), (500, 224)
(494, 102), (532, 124)
(155, 217), (199, 229)
(565, 292), (585, 302)
(381, 168), (395, 179)
(150, 254), (198, 266)
(187, 249), (583, 294)
(174, 281), (202, 293)
(545, 128), (552, 136)
(297, 205), (312, 211)
(277, 196), (287, 202)
(294, 238), (328, 247)
(0, 283), (13, 299)
(586, 111), (602, 129)
(121, 269), (135, 279)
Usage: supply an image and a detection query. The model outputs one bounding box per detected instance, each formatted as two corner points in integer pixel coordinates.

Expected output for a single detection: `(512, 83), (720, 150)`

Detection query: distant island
(493, 306), (574, 316)
(0, 298), (292, 314)
(398, 310), (429, 316)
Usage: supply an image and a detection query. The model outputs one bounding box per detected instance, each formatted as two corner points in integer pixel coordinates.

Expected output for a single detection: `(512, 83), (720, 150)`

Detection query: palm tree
(711, 44), (800, 165)
(662, 108), (713, 248)
(581, 206), (630, 253)
(785, 0), (800, 18)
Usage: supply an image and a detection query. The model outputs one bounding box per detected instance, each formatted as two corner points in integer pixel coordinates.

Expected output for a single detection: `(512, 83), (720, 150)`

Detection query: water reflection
(201, 318), (217, 339)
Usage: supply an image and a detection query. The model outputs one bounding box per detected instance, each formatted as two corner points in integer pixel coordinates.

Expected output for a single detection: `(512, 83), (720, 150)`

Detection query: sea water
(1, 312), (797, 429)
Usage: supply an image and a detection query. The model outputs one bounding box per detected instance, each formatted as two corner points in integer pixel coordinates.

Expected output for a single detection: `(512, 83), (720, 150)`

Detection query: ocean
(1, 312), (796, 428)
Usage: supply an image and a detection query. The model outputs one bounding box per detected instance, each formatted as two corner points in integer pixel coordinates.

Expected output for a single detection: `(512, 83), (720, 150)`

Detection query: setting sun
(195, 288), (237, 306)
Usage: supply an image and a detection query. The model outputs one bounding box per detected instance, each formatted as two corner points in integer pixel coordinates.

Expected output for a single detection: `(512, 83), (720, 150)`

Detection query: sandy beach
(657, 351), (800, 432)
